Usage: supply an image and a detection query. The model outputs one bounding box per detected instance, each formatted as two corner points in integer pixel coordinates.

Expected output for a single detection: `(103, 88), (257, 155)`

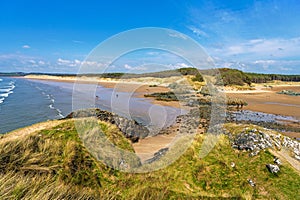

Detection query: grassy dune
(0, 119), (299, 199)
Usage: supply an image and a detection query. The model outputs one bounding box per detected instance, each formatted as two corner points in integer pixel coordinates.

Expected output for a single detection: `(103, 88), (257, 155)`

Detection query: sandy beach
(25, 75), (182, 108)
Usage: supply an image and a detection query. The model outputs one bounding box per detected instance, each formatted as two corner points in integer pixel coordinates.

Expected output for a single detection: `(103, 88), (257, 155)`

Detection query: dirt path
(0, 120), (65, 144)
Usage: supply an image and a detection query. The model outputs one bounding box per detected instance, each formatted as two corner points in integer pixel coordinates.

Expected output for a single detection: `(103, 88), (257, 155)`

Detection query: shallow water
(0, 78), (184, 134)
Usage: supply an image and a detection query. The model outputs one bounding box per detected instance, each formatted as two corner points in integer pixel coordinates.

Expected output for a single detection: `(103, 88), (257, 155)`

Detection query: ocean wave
(0, 84), (15, 92)
(0, 79), (2, 82)
(49, 104), (55, 109)
(47, 102), (64, 118)
(0, 91), (13, 97)
(0, 88), (12, 93)
(56, 108), (64, 118)
(0, 98), (4, 104)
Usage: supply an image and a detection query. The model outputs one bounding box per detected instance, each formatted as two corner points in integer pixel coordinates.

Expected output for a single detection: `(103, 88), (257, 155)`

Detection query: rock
(144, 148), (169, 164)
(226, 127), (300, 163)
(230, 162), (235, 168)
(119, 159), (128, 169)
(274, 157), (281, 165)
(248, 179), (256, 187)
(266, 164), (280, 174)
(65, 109), (150, 142)
(249, 151), (259, 157)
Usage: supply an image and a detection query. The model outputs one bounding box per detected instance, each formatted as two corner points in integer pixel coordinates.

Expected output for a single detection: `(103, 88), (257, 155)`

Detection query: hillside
(0, 112), (299, 199)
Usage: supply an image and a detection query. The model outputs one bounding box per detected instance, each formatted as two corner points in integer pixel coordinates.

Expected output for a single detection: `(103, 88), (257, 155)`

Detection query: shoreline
(24, 75), (183, 109)
(25, 75), (300, 118)
(12, 75), (300, 160)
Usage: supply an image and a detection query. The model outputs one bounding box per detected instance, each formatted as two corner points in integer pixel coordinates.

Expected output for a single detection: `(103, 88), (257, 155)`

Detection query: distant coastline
(24, 73), (300, 118)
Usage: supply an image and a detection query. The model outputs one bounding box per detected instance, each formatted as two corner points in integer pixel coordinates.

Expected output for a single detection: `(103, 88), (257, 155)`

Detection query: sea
(0, 77), (184, 134)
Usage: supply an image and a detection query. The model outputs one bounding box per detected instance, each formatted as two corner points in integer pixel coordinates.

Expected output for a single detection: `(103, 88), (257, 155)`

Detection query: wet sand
(226, 86), (300, 120)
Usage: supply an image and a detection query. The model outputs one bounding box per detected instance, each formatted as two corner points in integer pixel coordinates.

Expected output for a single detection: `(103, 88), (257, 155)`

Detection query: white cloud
(187, 26), (209, 38)
(213, 57), (300, 74)
(123, 64), (147, 71)
(219, 37), (300, 59)
(28, 60), (36, 64)
(124, 64), (132, 70)
(22, 45), (31, 49)
(57, 58), (81, 67)
(168, 32), (188, 40)
(279, 66), (292, 71)
(57, 58), (109, 72)
(38, 60), (45, 65)
(57, 58), (72, 65)
(254, 60), (276, 65)
(176, 63), (193, 68)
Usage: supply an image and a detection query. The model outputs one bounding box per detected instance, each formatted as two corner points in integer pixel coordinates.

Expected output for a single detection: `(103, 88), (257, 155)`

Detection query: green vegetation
(3, 68), (300, 87)
(0, 120), (299, 198)
(277, 90), (300, 96)
(192, 73), (204, 82)
(0, 72), (26, 76)
(0, 120), (299, 199)
(227, 98), (248, 109)
(144, 92), (179, 102)
(212, 68), (300, 86)
(246, 72), (300, 83)
(217, 68), (252, 86)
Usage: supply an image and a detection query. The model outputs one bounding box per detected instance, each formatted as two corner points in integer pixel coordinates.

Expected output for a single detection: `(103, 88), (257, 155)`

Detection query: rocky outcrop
(225, 128), (300, 161)
(65, 109), (149, 142)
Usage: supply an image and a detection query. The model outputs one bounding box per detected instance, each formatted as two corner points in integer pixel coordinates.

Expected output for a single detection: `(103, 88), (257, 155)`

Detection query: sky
(0, 0), (300, 74)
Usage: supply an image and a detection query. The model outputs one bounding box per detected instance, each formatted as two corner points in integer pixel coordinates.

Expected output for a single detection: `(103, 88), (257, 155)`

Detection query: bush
(217, 68), (251, 86)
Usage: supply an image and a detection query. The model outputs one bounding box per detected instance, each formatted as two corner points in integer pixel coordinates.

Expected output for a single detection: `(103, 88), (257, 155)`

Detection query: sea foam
(0, 91), (13, 97)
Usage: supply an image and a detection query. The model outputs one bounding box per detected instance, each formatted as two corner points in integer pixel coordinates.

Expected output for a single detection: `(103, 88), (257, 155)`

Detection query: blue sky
(0, 0), (300, 74)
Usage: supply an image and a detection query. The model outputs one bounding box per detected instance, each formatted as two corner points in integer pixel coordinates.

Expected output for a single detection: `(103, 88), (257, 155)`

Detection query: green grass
(0, 120), (299, 199)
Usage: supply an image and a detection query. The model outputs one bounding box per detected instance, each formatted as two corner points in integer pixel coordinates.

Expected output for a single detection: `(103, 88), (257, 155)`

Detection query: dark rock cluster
(225, 128), (300, 161)
(228, 128), (273, 156)
(65, 109), (149, 142)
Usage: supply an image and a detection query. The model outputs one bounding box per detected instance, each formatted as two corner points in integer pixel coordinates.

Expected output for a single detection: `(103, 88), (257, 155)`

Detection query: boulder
(144, 148), (169, 164)
(248, 179), (256, 187)
(274, 157), (281, 165)
(266, 164), (280, 174)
